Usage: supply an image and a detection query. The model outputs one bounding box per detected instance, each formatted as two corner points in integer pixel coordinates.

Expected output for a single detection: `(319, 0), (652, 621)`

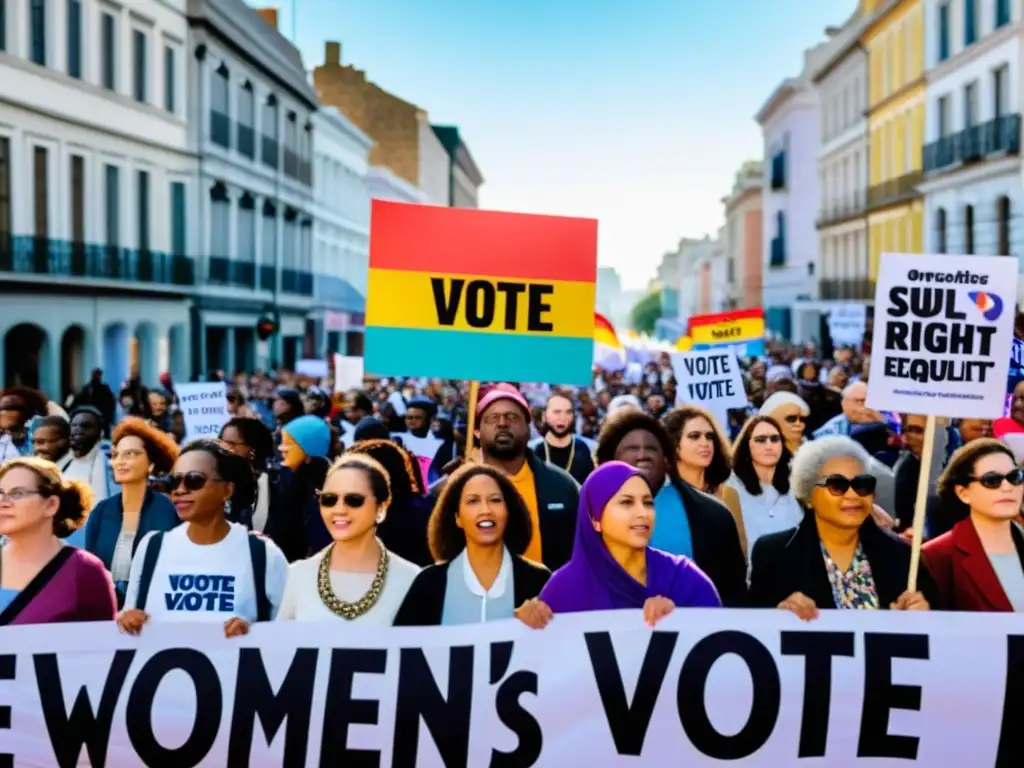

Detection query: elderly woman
(759, 392), (810, 454)
(749, 436), (937, 616)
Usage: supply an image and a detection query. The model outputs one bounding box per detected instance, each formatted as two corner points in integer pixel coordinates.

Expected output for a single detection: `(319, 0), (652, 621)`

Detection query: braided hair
(179, 439), (257, 513)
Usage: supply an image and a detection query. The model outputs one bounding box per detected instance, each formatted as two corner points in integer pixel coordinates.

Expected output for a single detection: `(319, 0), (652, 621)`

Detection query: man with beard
(62, 406), (115, 506)
(531, 392), (594, 484)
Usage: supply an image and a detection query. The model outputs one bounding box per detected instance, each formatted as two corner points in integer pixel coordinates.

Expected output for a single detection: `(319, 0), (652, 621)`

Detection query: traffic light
(256, 315), (277, 341)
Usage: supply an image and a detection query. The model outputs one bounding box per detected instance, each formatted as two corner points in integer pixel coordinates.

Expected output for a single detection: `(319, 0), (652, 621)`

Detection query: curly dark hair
(731, 415), (792, 496)
(220, 417), (276, 470)
(0, 457), (93, 537)
(595, 407), (677, 470)
(0, 386), (48, 418)
(428, 463), (533, 562)
(112, 416), (180, 474)
(937, 438), (1019, 524)
(178, 439), (257, 511)
(662, 405), (732, 494)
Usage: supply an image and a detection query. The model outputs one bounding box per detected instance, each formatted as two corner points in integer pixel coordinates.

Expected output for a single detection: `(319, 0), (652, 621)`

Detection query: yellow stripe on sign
(690, 317), (765, 345)
(366, 268), (596, 338)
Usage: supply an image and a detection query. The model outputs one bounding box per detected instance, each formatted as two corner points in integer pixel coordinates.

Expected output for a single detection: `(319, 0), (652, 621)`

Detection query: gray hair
(790, 436), (871, 504)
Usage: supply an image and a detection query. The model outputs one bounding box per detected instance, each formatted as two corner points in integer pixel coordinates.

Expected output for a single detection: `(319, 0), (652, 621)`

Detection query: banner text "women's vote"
(431, 277), (554, 332)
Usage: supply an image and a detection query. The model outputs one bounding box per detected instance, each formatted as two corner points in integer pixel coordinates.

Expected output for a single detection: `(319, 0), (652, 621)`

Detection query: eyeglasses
(482, 412), (523, 427)
(751, 434), (782, 445)
(817, 474), (877, 497)
(164, 472), (225, 493)
(0, 488), (43, 504)
(111, 449), (146, 462)
(784, 415), (806, 424)
(969, 469), (1024, 490)
(317, 491), (367, 509)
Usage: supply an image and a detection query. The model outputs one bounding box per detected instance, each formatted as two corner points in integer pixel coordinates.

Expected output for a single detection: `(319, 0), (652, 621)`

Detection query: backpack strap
(135, 532), (165, 611)
(248, 533), (270, 622)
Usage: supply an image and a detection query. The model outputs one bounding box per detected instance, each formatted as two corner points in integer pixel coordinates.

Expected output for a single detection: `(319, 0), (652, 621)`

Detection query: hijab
(539, 462), (721, 613)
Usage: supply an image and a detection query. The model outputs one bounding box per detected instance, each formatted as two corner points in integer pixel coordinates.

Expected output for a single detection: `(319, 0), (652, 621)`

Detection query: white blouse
(727, 474), (804, 558)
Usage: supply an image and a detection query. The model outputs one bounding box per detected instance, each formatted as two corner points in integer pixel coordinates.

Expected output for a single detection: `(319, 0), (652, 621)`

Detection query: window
(262, 202), (276, 273)
(997, 197), (1011, 255)
(29, 0), (45, 66)
(0, 0), (6, 52)
(211, 64), (230, 149)
(238, 194), (255, 261)
(164, 46), (176, 113)
(964, 205), (975, 254)
(994, 65), (1009, 118)
(67, 0), (81, 78)
(0, 139), (9, 240)
(101, 13), (116, 90)
(936, 208), (947, 253)
(938, 95), (950, 136)
(137, 170), (149, 252)
(210, 185), (229, 257)
(261, 96), (279, 168)
(33, 147), (48, 237)
(70, 155), (84, 245)
(964, 81), (978, 128)
(996, 0), (1011, 28)
(964, 0), (978, 47)
(170, 182), (186, 256)
(938, 3), (950, 62)
(105, 165), (120, 246)
(133, 30), (147, 103)
(238, 83), (255, 159)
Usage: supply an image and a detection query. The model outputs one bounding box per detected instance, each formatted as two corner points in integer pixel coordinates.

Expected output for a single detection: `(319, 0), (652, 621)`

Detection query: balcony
(283, 149), (299, 179)
(923, 114), (1021, 174)
(816, 199), (866, 228)
(261, 136), (278, 169)
(770, 152), (786, 190)
(210, 111), (231, 149)
(819, 278), (876, 301)
(238, 124), (255, 159)
(282, 268), (313, 295)
(867, 171), (922, 210)
(0, 235), (194, 287)
(769, 236), (786, 267)
(259, 264), (276, 292)
(208, 256), (257, 289)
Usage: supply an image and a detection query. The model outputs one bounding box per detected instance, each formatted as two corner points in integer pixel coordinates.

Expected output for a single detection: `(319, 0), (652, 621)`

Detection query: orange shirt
(509, 460), (543, 564)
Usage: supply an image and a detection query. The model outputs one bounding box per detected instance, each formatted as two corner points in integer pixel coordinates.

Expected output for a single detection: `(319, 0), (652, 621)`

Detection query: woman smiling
(393, 463), (550, 626)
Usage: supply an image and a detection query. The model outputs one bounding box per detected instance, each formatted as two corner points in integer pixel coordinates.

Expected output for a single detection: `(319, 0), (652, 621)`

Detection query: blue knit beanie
(283, 415), (331, 459)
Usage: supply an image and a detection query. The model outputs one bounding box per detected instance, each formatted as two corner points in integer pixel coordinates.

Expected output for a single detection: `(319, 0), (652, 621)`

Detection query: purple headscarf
(539, 462), (720, 613)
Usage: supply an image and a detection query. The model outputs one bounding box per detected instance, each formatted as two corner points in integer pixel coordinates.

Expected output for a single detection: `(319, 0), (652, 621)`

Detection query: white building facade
(365, 165), (427, 205)
(755, 46), (827, 344)
(0, 0), (195, 400)
(920, 0), (1021, 271)
(311, 106), (372, 357)
(187, 0), (317, 374)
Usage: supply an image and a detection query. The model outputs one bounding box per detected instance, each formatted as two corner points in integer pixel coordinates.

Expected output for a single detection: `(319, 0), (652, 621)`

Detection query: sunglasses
(164, 472), (224, 493)
(686, 431), (716, 442)
(784, 415), (805, 424)
(970, 469), (1024, 490)
(817, 474), (877, 497)
(752, 434), (782, 445)
(318, 491), (367, 509)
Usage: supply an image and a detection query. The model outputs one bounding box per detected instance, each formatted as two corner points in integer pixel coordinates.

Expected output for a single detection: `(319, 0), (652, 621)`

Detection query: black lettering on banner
(319, 648), (386, 767)
(526, 284), (553, 332)
(392, 646), (473, 767)
(496, 282), (525, 329)
(488, 641), (542, 767)
(682, 354), (736, 402)
(0, 654), (14, 768)
(856, 632), (928, 760)
(431, 278), (464, 326)
(780, 631), (855, 758)
(464, 281), (495, 328)
(585, 630), (677, 756)
(677, 631), (780, 760)
(226, 648), (318, 768)
(430, 277), (554, 332)
(34, 650), (135, 768)
(996, 635), (1024, 765)
(125, 649), (222, 766)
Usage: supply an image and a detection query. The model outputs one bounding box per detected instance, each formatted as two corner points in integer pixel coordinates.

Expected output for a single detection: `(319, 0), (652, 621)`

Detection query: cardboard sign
(364, 201), (598, 384)
(175, 382), (229, 440)
(867, 253), (1019, 418)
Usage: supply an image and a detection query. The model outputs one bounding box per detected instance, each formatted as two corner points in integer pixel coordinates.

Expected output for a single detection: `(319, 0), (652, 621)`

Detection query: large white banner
(0, 610), (1021, 766)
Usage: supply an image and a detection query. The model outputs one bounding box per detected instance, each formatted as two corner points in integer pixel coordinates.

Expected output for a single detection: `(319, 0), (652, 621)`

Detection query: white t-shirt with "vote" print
(123, 522), (288, 623)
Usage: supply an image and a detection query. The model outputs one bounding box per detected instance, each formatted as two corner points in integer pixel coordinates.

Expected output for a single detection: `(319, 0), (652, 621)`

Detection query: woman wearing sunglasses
(727, 415), (802, 557)
(749, 436), (937, 616)
(393, 463), (549, 626)
(759, 392), (811, 454)
(82, 418), (180, 606)
(117, 440), (288, 637)
(923, 439), (1024, 612)
(276, 454), (419, 624)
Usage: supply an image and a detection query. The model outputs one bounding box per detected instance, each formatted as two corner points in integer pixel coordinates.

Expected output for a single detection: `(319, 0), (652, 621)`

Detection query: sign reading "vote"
(430, 278), (554, 332)
(670, 347), (747, 414)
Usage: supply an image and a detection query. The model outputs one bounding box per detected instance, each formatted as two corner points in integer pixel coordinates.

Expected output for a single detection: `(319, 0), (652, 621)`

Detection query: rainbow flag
(687, 308), (765, 358)
(364, 201), (598, 384)
(593, 312), (626, 370)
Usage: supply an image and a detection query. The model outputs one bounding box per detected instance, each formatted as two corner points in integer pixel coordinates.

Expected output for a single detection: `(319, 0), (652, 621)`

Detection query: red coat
(922, 518), (1024, 612)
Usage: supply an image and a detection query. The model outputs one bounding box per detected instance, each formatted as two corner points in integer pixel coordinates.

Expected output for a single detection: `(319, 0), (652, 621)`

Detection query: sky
(255, 0), (858, 290)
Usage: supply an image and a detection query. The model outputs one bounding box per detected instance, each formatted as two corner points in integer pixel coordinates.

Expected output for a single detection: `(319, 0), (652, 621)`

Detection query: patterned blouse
(820, 541), (880, 610)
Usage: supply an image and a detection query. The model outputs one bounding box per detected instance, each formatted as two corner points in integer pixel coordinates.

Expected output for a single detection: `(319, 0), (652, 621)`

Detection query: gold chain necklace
(316, 539), (390, 620)
(543, 438), (575, 471)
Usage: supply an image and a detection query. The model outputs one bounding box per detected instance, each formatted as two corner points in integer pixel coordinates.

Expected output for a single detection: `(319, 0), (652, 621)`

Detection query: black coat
(749, 514), (940, 610)
(393, 554), (550, 626)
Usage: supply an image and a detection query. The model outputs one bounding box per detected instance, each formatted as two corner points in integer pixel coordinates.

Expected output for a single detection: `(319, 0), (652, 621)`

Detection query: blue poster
(1005, 338), (1024, 415)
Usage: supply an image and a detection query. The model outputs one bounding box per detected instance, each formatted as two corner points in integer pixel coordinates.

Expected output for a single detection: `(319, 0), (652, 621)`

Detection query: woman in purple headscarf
(516, 462), (721, 629)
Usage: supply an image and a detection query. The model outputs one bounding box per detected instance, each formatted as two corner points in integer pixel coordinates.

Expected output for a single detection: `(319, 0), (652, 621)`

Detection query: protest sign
(670, 348), (746, 427)
(867, 253), (1019, 418)
(364, 201), (598, 384)
(827, 303), (867, 346)
(295, 359), (329, 378)
(333, 354), (365, 394)
(0, 611), (1019, 766)
(175, 382), (228, 440)
(688, 308), (765, 358)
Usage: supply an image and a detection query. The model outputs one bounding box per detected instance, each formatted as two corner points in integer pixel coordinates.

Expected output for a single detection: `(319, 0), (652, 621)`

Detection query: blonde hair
(0, 457), (94, 537)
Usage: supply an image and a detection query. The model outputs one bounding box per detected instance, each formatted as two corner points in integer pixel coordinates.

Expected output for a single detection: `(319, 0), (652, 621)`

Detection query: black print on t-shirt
(165, 574), (236, 612)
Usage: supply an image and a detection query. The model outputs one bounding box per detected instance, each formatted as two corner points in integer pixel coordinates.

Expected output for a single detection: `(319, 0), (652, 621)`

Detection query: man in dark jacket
(431, 383), (579, 571)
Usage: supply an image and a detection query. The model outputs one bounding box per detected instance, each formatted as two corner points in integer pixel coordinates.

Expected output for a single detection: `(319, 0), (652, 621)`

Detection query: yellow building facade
(861, 0), (925, 279)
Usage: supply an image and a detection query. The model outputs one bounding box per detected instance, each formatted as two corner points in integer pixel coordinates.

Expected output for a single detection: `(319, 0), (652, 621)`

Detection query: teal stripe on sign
(364, 327), (593, 385)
